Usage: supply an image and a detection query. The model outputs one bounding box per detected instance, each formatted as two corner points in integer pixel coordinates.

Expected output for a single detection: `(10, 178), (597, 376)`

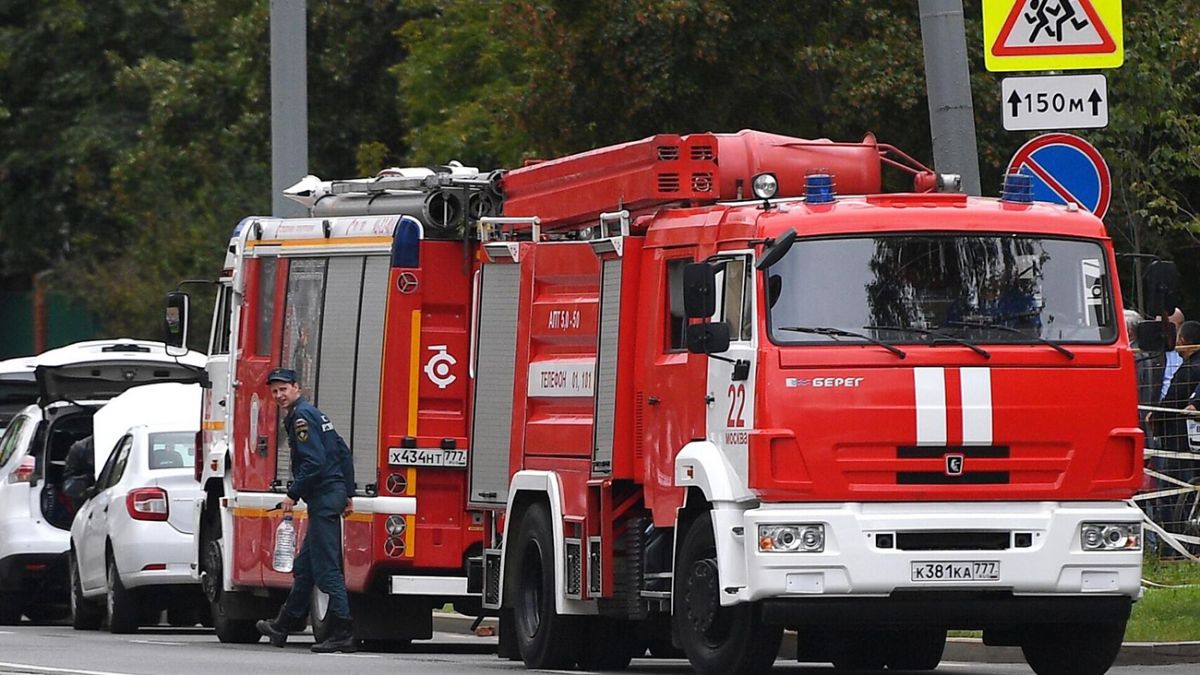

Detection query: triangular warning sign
(992, 0), (1116, 56)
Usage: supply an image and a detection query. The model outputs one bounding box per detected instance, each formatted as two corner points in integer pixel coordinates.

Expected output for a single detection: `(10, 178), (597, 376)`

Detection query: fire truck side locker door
(469, 262), (522, 506)
(591, 257), (623, 476)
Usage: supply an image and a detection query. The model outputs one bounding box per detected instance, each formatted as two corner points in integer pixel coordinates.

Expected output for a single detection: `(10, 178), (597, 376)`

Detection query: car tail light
(8, 456), (35, 484)
(127, 487), (169, 521)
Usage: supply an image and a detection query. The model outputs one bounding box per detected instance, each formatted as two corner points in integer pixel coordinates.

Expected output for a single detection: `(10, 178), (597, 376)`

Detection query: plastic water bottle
(273, 514), (296, 573)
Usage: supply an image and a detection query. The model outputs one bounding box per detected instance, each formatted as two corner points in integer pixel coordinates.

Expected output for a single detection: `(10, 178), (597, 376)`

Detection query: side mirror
(1135, 320), (1171, 353)
(686, 322), (731, 355)
(165, 291), (191, 351)
(755, 228), (797, 270)
(1143, 260), (1178, 319)
(683, 263), (717, 319)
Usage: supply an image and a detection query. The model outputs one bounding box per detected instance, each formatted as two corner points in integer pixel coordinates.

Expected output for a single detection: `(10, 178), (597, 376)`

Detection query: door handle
(256, 436), (269, 456)
(647, 396), (660, 405)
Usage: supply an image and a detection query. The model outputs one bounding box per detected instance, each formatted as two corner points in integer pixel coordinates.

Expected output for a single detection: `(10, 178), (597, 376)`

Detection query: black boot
(311, 615), (357, 653)
(256, 608), (306, 647)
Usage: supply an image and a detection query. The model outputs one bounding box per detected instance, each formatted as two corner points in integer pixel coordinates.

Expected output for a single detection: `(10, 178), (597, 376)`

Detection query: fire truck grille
(691, 172), (714, 192)
(690, 145), (715, 160)
(657, 173), (681, 192)
(656, 145), (680, 160)
(565, 540), (582, 597)
(895, 445), (1011, 485)
(894, 531), (1012, 551)
(484, 549), (502, 607)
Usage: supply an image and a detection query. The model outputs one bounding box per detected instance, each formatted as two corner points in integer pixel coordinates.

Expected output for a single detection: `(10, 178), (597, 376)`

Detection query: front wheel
(1021, 622), (1126, 675)
(510, 503), (580, 669)
(0, 591), (22, 625)
(200, 519), (261, 643)
(674, 511), (783, 675)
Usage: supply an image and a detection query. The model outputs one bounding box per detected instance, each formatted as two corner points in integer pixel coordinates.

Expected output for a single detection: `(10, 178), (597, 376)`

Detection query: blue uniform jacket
(284, 398), (355, 503)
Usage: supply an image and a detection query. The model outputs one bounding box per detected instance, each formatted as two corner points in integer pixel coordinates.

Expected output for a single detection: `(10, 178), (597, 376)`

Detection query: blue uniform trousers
(283, 486), (351, 620)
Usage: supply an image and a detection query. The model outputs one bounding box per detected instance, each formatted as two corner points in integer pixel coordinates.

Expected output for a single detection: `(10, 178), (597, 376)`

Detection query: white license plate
(910, 561), (999, 582)
(387, 447), (467, 468)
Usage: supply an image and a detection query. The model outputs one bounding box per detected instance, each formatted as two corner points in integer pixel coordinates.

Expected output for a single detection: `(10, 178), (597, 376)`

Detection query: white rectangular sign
(1001, 74), (1107, 131)
(527, 360), (595, 398)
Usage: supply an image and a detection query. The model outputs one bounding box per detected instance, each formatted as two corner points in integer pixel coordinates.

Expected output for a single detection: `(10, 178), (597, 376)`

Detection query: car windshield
(765, 234), (1115, 345)
(148, 432), (196, 470)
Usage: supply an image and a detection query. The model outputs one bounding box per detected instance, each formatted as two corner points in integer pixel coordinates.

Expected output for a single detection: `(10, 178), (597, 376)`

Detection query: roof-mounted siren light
(1000, 172), (1035, 204)
(283, 174), (324, 209)
(804, 173), (836, 205)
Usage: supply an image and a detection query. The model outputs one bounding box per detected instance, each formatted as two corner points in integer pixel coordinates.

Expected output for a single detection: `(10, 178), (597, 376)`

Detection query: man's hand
(343, 498), (354, 518)
(281, 495), (296, 513)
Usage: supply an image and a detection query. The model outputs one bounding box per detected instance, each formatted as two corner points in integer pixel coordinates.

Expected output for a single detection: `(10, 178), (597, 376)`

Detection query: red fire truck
(468, 131), (1144, 675)
(173, 165), (500, 644)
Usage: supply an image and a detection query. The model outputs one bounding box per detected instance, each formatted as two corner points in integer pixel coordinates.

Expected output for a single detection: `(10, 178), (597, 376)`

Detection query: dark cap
(266, 367), (298, 384)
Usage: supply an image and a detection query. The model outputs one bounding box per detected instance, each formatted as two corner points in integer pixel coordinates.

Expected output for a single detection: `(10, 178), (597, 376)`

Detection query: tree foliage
(1, 1), (1198, 338)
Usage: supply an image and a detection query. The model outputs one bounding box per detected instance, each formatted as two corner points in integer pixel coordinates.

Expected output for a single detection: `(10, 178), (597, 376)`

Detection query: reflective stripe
(960, 368), (994, 445)
(914, 367), (947, 446)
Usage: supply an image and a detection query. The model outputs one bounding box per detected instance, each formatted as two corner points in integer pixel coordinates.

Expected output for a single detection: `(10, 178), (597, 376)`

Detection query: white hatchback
(70, 393), (205, 632)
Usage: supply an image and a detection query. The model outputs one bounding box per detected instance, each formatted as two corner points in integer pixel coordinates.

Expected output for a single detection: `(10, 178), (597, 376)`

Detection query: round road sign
(1005, 133), (1111, 219)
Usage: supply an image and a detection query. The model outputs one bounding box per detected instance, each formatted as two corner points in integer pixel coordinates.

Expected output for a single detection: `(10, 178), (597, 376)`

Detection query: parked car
(70, 382), (206, 632)
(0, 340), (204, 625)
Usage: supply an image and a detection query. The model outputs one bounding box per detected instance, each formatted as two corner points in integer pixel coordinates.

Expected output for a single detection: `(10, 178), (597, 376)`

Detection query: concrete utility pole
(918, 0), (982, 196)
(270, 0), (308, 217)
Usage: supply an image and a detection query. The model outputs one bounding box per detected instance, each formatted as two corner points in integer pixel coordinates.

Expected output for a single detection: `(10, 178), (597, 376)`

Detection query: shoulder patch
(297, 426), (310, 442)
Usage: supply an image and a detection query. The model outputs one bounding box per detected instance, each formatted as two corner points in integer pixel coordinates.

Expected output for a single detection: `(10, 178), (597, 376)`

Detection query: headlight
(1080, 522), (1140, 551)
(758, 524), (824, 553)
(752, 172), (779, 200)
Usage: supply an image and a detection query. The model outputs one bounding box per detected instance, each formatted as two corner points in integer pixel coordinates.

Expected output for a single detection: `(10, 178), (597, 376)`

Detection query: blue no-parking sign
(1005, 133), (1111, 219)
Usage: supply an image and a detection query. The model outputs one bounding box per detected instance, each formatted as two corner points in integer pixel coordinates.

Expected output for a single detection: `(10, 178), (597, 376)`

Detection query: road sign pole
(919, 0), (982, 196)
(270, 0), (308, 218)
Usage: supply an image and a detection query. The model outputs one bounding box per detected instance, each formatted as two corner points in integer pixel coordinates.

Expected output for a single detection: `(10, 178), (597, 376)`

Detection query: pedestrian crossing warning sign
(983, 0), (1123, 72)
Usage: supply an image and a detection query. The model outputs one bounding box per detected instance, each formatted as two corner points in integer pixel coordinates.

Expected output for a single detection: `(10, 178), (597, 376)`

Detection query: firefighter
(255, 367), (357, 653)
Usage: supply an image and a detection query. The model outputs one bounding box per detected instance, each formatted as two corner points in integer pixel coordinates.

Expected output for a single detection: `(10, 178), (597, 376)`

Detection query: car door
(79, 436), (131, 590)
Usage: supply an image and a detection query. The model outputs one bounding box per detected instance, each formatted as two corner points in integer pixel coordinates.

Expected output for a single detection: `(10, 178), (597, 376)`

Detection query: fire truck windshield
(765, 234), (1116, 346)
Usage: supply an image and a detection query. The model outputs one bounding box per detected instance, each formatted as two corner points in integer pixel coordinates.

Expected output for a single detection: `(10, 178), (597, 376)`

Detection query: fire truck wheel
(200, 519), (262, 644)
(885, 629), (946, 670)
(310, 589), (332, 643)
(511, 502), (581, 669)
(1020, 622), (1125, 675)
(496, 608), (521, 660)
(675, 512), (783, 675)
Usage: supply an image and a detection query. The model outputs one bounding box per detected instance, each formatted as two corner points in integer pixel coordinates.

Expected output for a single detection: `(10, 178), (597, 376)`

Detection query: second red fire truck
(175, 130), (1144, 675)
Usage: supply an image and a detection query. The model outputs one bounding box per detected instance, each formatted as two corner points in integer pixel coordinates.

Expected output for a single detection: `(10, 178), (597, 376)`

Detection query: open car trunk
(36, 406), (95, 530)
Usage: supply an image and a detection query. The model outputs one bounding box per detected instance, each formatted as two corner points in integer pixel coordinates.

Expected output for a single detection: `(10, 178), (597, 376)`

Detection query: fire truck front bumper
(732, 501), (1143, 609)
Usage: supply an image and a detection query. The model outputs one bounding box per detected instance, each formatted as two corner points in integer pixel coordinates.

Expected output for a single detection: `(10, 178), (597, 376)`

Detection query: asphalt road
(0, 624), (1197, 675)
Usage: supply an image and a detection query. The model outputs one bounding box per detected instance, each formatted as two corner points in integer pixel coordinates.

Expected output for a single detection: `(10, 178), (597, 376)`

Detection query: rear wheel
(106, 559), (139, 633)
(70, 555), (103, 630)
(1021, 622), (1125, 675)
(511, 503), (580, 669)
(576, 616), (637, 670)
(200, 515), (261, 643)
(674, 511), (783, 675)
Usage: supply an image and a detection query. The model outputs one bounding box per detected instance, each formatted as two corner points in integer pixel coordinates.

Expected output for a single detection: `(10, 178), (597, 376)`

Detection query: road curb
(433, 613), (1200, 665)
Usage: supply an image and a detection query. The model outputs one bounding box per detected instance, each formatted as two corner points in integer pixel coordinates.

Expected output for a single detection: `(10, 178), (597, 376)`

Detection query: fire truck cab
(471, 132), (1143, 675)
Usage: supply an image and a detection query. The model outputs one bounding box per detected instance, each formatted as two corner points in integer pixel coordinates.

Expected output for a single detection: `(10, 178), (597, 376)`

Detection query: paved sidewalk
(433, 613), (1200, 665)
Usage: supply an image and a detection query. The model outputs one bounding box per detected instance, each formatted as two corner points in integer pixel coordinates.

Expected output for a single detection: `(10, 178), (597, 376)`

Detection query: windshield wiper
(946, 319), (1075, 359)
(865, 325), (990, 359)
(778, 326), (906, 359)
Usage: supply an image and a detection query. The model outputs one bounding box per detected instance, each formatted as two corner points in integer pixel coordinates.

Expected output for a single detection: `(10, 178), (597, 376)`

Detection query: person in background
(62, 436), (95, 507)
(254, 368), (357, 653)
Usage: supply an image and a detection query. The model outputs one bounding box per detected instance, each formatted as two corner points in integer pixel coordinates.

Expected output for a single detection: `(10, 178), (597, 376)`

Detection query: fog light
(752, 173), (779, 200)
(759, 524), (824, 553)
(1081, 523), (1141, 551)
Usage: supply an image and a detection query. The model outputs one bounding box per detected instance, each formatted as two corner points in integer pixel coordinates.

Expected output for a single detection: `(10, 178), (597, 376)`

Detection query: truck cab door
(639, 252), (707, 521)
(703, 254), (757, 487)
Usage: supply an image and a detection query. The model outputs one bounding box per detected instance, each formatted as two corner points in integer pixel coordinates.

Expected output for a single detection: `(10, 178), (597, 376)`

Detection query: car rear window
(148, 432), (196, 470)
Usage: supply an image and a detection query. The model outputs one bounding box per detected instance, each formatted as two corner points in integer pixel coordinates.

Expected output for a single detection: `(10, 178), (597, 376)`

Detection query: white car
(71, 389), (205, 632)
(0, 356), (37, 438)
(0, 339), (203, 625)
